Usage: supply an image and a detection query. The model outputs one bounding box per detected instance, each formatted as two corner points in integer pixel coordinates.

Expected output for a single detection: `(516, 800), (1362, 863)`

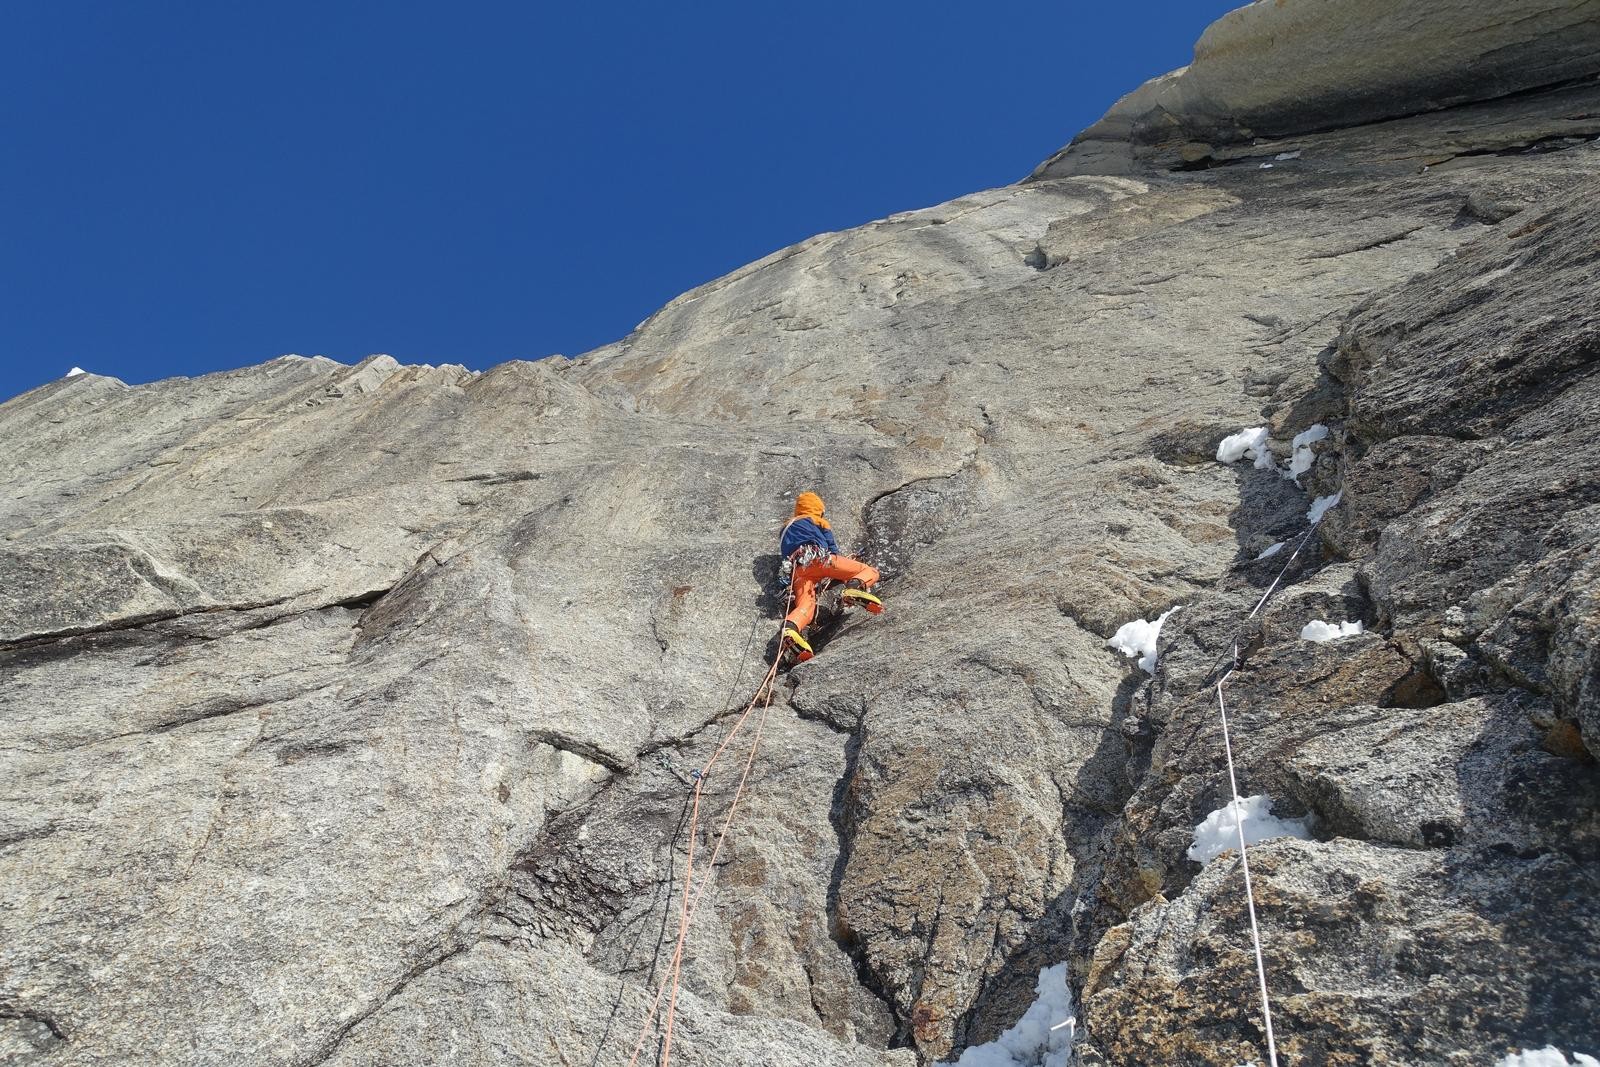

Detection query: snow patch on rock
(1188, 795), (1311, 864)
(1217, 426), (1274, 469)
(1108, 607), (1177, 675)
(1308, 491), (1342, 523)
(1301, 619), (1363, 642)
(938, 963), (1075, 1067)
(1285, 423), (1328, 480)
(1497, 1048), (1600, 1067)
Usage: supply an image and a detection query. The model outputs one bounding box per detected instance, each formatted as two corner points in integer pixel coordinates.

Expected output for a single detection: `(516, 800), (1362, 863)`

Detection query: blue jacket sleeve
(824, 526), (839, 554)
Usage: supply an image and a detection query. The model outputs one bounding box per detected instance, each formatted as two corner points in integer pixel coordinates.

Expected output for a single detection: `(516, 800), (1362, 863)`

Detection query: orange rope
(625, 602), (790, 1067)
(660, 661), (778, 1067)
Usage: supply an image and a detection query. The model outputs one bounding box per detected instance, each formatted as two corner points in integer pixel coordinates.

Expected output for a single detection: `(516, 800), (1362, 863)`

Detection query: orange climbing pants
(784, 554), (880, 631)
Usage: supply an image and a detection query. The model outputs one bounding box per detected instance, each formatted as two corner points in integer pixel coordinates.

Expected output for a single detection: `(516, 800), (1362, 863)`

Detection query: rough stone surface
(1085, 837), (1600, 1067)
(1033, 0), (1600, 176)
(4, 4), (1600, 1066)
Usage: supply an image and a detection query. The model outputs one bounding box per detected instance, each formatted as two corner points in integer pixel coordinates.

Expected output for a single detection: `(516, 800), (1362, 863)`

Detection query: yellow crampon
(840, 587), (883, 614)
(781, 625), (814, 662)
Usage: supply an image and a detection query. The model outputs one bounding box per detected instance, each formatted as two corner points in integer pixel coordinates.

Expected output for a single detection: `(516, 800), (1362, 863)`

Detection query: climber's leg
(812, 555), (880, 588)
(813, 555), (883, 613)
(785, 573), (820, 631)
(781, 574), (818, 663)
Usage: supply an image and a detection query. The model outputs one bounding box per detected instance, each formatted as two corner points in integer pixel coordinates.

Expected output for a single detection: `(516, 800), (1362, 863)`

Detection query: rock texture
(4, 3), (1599, 1066)
(1034, 0), (1600, 176)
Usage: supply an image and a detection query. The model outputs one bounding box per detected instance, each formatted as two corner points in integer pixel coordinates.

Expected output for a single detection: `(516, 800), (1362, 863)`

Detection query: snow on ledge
(1308, 491), (1342, 523)
(1108, 607), (1177, 675)
(1301, 619), (1363, 642)
(1217, 426), (1274, 469)
(65, 366), (86, 377)
(1285, 423), (1328, 481)
(938, 962), (1075, 1067)
(1187, 795), (1311, 864)
(1497, 1048), (1600, 1067)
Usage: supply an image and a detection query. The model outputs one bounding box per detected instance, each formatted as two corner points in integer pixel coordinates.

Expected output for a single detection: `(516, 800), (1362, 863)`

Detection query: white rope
(1246, 523), (1319, 620)
(1215, 664), (1280, 1067)
(1201, 513), (1330, 1067)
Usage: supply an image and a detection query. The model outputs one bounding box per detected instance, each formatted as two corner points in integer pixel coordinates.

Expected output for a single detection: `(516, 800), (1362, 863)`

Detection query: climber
(778, 491), (882, 663)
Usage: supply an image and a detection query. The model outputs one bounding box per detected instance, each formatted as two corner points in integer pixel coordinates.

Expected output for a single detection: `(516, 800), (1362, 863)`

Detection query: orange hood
(792, 491), (830, 530)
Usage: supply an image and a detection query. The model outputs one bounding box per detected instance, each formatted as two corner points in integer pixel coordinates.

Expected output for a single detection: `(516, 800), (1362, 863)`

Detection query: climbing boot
(781, 625), (814, 663)
(840, 587), (883, 615)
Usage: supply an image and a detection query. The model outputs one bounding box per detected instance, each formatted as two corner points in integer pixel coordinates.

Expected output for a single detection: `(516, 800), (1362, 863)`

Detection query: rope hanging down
(1201, 514), (1329, 1067)
(586, 616), (767, 1067)
(624, 595), (793, 1067)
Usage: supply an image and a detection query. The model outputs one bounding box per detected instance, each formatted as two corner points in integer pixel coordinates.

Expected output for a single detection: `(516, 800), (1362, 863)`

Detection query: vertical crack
(824, 719), (911, 1049)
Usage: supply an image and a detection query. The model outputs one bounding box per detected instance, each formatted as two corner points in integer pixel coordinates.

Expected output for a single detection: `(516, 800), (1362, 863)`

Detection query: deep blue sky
(1, 1), (1235, 401)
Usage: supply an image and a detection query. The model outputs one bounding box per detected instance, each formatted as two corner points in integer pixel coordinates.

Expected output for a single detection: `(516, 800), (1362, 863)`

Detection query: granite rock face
(4, 3), (1599, 1066)
(1034, 0), (1600, 176)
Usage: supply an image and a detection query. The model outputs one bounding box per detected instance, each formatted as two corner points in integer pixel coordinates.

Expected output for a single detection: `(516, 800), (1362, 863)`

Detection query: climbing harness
(779, 542), (830, 589)
(791, 543), (829, 569)
(1192, 513), (1331, 1067)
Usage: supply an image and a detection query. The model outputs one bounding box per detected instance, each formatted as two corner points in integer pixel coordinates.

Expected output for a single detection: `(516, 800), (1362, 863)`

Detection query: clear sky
(1, 1), (1237, 402)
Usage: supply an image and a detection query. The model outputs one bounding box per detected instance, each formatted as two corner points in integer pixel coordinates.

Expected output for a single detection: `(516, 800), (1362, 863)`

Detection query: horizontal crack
(1303, 225), (1425, 260)
(0, 595), (300, 650)
(31, 681), (346, 755)
(445, 470), (542, 486)
(526, 729), (630, 774)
